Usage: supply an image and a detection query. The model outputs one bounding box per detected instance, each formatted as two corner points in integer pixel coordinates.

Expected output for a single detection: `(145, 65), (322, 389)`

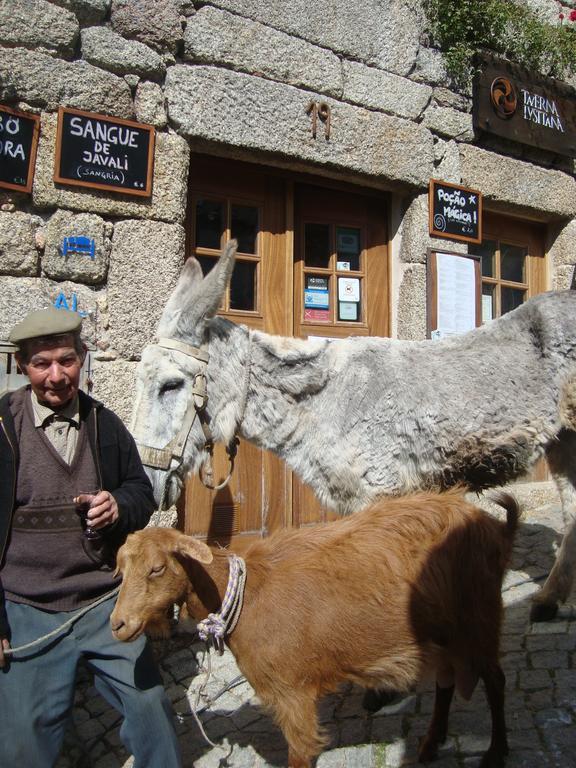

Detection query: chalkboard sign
(54, 107), (155, 197)
(429, 179), (482, 245)
(0, 105), (40, 193)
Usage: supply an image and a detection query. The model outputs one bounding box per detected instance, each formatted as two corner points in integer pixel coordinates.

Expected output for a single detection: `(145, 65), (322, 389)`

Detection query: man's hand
(75, 490), (119, 531)
(0, 638), (10, 669)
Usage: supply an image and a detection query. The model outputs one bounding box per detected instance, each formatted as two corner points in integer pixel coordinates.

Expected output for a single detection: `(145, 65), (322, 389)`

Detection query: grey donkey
(131, 240), (576, 624)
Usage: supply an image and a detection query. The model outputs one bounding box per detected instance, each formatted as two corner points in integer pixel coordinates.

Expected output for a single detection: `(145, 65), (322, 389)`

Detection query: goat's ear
(176, 537), (213, 565)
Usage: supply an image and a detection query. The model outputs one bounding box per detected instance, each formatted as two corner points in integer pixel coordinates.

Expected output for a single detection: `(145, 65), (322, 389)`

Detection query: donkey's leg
(418, 683), (454, 763)
(478, 662), (508, 768)
(531, 430), (576, 622)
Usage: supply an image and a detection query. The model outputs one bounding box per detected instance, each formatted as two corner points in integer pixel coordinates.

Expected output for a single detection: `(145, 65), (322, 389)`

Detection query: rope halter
(196, 554), (247, 655)
(135, 336), (243, 503)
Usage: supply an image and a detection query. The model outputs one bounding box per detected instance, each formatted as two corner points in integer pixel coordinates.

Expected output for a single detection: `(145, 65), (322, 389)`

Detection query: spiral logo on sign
(433, 213), (446, 232)
(490, 77), (517, 119)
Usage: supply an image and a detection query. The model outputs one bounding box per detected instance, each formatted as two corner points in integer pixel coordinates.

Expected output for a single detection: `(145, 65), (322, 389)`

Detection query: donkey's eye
(149, 564), (166, 578)
(159, 380), (183, 395)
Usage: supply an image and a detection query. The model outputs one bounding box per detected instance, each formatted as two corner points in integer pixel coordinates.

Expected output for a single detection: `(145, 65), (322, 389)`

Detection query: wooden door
(179, 155), (291, 548)
(292, 184), (389, 527)
(180, 162), (390, 542)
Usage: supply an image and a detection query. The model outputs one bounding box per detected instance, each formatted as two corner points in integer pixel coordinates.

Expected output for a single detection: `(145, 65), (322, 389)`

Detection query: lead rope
(3, 587), (120, 656)
(176, 555), (248, 755)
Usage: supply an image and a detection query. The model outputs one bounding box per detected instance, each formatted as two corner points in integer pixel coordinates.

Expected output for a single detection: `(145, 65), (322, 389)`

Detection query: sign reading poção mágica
(429, 179), (483, 245)
(0, 105), (40, 193)
(54, 107), (155, 196)
(473, 53), (576, 157)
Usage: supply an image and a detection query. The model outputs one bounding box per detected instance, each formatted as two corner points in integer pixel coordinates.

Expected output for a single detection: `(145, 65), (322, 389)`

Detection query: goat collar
(196, 554), (247, 655)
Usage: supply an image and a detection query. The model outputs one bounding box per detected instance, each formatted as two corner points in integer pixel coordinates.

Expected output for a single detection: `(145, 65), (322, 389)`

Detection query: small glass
(74, 491), (101, 540)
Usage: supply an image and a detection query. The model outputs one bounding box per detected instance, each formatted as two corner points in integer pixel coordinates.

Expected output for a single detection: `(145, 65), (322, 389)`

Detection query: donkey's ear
(175, 536), (213, 565)
(174, 240), (238, 339)
(157, 257), (204, 337)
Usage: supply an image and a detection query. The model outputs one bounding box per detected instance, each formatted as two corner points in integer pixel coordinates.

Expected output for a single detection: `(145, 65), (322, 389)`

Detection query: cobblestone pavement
(56, 483), (576, 768)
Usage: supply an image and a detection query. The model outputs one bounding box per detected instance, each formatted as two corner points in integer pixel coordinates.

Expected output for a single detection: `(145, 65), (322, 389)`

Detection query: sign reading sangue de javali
(473, 53), (576, 157)
(54, 107), (155, 197)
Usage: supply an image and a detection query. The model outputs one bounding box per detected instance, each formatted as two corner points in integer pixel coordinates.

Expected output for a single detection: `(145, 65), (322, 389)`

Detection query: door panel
(181, 160), (390, 540)
(292, 185), (389, 526)
(180, 156), (290, 546)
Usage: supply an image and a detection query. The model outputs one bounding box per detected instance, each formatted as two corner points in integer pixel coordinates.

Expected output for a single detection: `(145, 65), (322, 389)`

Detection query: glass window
(482, 284), (495, 322)
(231, 204), (258, 254)
(304, 223), (330, 268)
(230, 261), (257, 311)
(471, 235), (529, 321)
(195, 199), (223, 250)
(501, 286), (525, 315)
(197, 255), (216, 276)
(336, 227), (361, 272)
(473, 239), (497, 278)
(500, 243), (526, 283)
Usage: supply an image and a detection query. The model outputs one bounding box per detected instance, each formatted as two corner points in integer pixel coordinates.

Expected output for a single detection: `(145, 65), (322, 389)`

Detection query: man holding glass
(0, 306), (181, 767)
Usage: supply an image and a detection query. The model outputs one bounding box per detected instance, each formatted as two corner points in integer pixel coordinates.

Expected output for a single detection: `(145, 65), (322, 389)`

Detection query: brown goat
(111, 490), (519, 768)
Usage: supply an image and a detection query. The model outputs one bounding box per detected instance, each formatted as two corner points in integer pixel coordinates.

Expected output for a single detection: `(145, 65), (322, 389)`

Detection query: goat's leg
(479, 663), (508, 768)
(532, 431), (576, 622)
(418, 683), (454, 763)
(271, 691), (326, 768)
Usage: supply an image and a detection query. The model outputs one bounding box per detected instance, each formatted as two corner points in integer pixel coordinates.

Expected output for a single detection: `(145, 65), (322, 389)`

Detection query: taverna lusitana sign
(54, 107), (156, 197)
(473, 53), (576, 157)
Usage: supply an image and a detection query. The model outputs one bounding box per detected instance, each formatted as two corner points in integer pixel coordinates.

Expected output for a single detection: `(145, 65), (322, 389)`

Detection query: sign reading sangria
(473, 53), (576, 157)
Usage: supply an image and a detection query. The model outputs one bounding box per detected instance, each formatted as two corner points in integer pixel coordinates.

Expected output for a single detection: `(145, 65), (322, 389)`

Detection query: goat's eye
(159, 380), (183, 396)
(149, 564), (166, 578)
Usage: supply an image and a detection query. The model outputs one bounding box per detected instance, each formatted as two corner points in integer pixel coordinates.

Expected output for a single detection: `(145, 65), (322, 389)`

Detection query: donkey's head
(131, 241), (238, 508)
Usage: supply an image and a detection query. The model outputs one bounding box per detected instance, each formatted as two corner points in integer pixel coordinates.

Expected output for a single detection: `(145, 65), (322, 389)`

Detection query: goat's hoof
(417, 736), (439, 763)
(479, 747), (507, 768)
(362, 688), (402, 712)
(530, 600), (558, 623)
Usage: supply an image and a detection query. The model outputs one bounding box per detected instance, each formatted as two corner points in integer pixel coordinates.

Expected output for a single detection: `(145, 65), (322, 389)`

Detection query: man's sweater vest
(1, 390), (119, 611)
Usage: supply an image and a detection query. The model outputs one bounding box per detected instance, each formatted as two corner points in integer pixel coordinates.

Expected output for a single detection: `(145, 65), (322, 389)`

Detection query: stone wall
(0, 0), (575, 409)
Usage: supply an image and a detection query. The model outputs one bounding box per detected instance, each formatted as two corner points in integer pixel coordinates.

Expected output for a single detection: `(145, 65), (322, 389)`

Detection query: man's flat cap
(9, 306), (83, 345)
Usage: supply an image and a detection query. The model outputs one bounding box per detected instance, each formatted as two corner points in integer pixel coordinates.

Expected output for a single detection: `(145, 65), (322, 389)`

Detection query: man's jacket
(0, 386), (156, 637)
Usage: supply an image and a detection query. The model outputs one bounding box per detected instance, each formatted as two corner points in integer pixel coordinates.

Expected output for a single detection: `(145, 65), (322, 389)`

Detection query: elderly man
(0, 307), (182, 767)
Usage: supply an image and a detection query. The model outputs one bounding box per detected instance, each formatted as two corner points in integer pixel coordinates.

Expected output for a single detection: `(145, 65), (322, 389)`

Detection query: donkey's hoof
(362, 688), (402, 712)
(530, 600), (558, 623)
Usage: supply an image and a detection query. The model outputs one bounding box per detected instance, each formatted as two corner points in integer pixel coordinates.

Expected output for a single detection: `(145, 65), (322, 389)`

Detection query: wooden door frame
(180, 154), (393, 538)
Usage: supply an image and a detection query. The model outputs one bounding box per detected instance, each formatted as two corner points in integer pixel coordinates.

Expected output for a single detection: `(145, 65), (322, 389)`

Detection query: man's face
(17, 335), (85, 409)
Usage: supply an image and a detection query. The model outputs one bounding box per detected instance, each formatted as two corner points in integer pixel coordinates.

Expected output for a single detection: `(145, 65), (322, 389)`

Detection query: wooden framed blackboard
(427, 248), (481, 340)
(0, 105), (40, 193)
(429, 179), (482, 245)
(54, 107), (155, 197)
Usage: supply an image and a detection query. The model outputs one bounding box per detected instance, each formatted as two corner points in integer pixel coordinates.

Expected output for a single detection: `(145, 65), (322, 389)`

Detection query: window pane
(230, 260), (256, 311)
(304, 223), (330, 268)
(304, 274), (330, 322)
(501, 286), (525, 315)
(336, 227), (361, 271)
(470, 239), (497, 278)
(197, 255), (217, 276)
(481, 283), (495, 322)
(196, 199), (223, 249)
(231, 205), (258, 254)
(501, 243), (526, 283)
